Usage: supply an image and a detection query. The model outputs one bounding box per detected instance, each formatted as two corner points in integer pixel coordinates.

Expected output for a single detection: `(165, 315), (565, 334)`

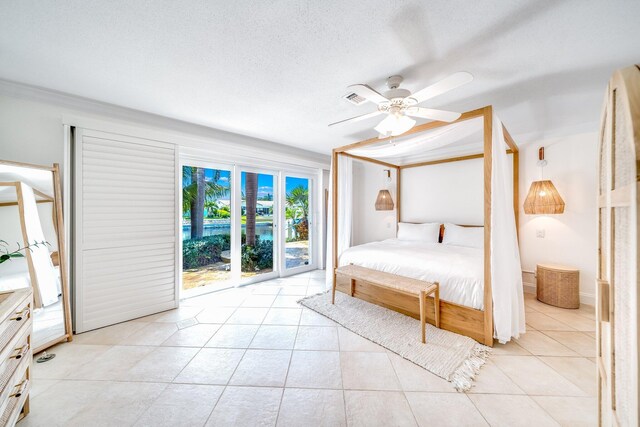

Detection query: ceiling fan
(329, 72), (473, 138)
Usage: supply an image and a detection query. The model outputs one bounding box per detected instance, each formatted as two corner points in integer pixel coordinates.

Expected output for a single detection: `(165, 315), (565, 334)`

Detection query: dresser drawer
(0, 359), (30, 427)
(0, 327), (30, 401)
(0, 291), (33, 426)
(0, 298), (30, 355)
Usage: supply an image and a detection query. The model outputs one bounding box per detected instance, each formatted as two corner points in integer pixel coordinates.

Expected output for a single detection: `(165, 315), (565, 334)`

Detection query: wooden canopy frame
(331, 106), (519, 346)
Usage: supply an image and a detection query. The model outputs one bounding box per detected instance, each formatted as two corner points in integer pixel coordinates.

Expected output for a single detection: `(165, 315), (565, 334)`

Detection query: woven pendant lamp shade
(523, 180), (565, 214)
(375, 189), (394, 210)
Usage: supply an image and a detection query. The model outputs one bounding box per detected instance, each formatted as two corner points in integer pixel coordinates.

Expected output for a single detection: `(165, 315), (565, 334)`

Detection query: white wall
(0, 203), (58, 251)
(0, 95), (67, 167)
(352, 160), (398, 245)
(519, 132), (598, 305)
(401, 158), (485, 225)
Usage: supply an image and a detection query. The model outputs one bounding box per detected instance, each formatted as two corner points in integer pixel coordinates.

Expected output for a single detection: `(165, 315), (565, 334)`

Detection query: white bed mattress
(339, 239), (484, 310)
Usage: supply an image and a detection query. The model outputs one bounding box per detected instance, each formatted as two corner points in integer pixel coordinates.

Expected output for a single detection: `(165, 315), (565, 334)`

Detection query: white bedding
(0, 258), (31, 291)
(339, 238), (484, 310)
(0, 258), (62, 304)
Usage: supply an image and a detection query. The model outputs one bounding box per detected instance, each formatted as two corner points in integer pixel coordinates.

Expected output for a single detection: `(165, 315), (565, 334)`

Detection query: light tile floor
(20, 270), (597, 426)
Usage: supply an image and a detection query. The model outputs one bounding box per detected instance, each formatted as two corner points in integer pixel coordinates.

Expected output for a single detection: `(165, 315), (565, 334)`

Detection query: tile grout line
(273, 298), (302, 426)
(203, 384), (229, 425)
(342, 388), (348, 427)
(533, 354), (595, 397)
(201, 343), (250, 425)
(337, 310), (349, 427)
(536, 329), (595, 357)
(384, 345), (422, 426)
(128, 381), (172, 426)
(465, 392), (494, 426)
(30, 375), (597, 397)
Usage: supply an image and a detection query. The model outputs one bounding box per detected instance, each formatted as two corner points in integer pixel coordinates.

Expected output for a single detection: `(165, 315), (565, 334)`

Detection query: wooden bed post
(483, 106), (494, 346)
(331, 150), (339, 303)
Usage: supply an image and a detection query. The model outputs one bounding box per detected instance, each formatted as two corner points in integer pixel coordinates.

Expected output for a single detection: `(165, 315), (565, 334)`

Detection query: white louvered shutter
(74, 129), (178, 333)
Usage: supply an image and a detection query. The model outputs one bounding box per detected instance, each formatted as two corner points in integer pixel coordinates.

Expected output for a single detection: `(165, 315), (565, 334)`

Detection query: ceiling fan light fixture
(374, 114), (416, 137)
(332, 72), (472, 134)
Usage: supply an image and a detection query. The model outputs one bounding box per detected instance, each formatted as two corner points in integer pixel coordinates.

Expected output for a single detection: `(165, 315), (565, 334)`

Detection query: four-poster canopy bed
(329, 105), (524, 346)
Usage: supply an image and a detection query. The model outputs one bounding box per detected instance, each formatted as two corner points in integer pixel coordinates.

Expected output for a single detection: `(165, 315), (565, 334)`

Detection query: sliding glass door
(181, 163), (318, 294)
(181, 164), (233, 295)
(281, 174), (315, 275)
(240, 170), (277, 280)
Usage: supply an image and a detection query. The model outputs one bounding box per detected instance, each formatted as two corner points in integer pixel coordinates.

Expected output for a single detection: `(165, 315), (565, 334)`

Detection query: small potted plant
(0, 240), (49, 264)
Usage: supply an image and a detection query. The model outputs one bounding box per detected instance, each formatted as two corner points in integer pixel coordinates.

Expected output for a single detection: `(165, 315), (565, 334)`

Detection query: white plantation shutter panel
(74, 129), (178, 333)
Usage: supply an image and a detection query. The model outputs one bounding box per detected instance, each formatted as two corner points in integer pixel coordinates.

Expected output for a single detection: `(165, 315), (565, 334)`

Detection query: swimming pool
(182, 223), (273, 241)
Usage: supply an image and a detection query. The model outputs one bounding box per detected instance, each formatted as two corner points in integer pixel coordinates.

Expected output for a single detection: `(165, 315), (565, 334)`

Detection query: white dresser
(0, 289), (32, 426)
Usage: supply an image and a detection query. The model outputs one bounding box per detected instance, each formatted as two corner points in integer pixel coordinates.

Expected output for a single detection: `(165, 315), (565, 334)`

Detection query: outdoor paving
(183, 241), (310, 290)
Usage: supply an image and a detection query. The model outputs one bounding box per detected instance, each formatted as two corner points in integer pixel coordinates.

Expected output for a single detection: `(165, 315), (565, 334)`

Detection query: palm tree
(192, 168), (205, 238)
(244, 172), (258, 246)
(286, 186), (309, 219)
(286, 185), (309, 240)
(183, 167), (228, 239)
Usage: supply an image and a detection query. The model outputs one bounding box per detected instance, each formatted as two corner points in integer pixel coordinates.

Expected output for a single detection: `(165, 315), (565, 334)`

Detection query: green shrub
(183, 233), (272, 272)
(182, 234), (231, 269)
(241, 236), (273, 271)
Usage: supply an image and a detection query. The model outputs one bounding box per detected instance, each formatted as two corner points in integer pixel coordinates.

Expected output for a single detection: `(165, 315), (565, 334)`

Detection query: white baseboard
(522, 278), (595, 307)
(579, 292), (595, 306)
(523, 282), (536, 295)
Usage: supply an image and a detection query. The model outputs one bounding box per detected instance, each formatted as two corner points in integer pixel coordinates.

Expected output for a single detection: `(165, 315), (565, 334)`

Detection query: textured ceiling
(1, 1), (639, 154)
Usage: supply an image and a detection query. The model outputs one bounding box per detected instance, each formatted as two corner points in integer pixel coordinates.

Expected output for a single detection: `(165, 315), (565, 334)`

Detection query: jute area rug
(298, 291), (490, 391)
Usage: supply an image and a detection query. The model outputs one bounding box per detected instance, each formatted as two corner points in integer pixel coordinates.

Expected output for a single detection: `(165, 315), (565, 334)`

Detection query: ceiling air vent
(342, 92), (367, 105)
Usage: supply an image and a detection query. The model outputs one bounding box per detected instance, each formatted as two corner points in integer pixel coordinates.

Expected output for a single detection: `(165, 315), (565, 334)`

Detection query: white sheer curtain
(348, 118), (481, 160)
(325, 155), (353, 289)
(491, 116), (526, 343)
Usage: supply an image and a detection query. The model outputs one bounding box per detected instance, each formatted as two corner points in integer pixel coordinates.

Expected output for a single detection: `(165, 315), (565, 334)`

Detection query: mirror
(0, 160), (72, 353)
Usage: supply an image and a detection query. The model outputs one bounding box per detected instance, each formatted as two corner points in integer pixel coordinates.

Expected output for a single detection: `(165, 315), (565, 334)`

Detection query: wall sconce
(523, 147), (565, 214)
(375, 169), (394, 211)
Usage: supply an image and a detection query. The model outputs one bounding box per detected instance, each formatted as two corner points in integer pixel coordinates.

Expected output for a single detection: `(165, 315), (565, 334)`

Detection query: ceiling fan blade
(347, 84), (390, 105)
(409, 71), (473, 104)
(405, 107), (461, 122)
(328, 110), (383, 127)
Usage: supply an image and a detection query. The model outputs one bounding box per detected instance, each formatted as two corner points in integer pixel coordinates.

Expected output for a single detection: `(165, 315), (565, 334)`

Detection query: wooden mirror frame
(0, 160), (73, 353)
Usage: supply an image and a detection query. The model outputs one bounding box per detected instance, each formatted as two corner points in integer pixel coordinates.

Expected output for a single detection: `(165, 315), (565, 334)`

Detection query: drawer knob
(10, 307), (30, 322)
(10, 379), (28, 398)
(10, 343), (30, 360)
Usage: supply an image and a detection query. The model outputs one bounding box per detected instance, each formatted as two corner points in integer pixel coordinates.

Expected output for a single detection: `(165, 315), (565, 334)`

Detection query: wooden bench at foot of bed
(334, 266), (492, 346)
(334, 264), (439, 343)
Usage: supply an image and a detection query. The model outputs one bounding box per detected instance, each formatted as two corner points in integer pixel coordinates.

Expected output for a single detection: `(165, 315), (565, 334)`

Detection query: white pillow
(442, 223), (484, 249)
(397, 222), (440, 243)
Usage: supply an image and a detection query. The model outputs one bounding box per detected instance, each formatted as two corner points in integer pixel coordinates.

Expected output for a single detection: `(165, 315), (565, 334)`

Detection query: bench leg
(331, 271), (337, 304)
(419, 290), (426, 343)
(350, 278), (355, 297)
(434, 285), (440, 328)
